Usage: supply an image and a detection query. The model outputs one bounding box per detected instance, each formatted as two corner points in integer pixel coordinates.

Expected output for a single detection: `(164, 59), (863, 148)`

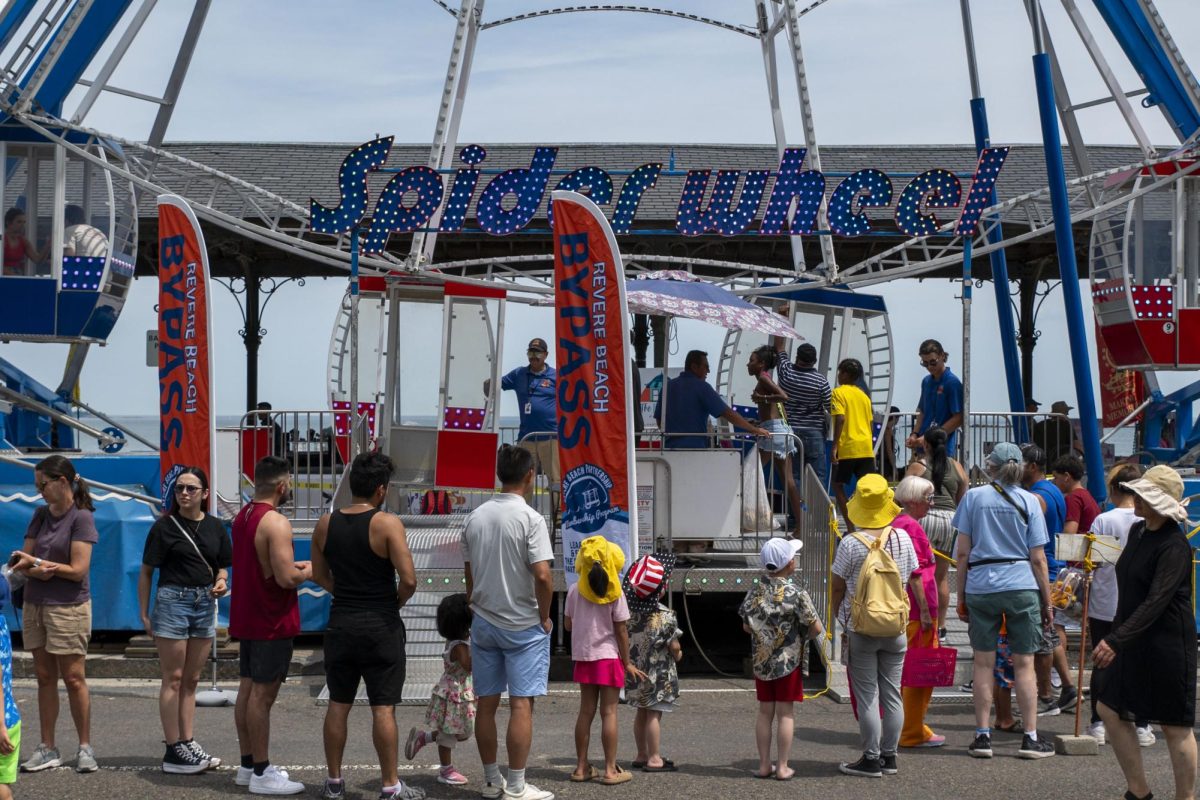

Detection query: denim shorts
(470, 614), (550, 698)
(151, 585), (216, 640)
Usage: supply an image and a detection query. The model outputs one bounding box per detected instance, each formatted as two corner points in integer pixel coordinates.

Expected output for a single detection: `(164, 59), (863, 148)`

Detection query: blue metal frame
(1091, 0), (1200, 142)
(1032, 51), (1107, 501)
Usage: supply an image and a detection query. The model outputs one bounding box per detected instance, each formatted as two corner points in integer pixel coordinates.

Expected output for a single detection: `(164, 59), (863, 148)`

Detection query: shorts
(22, 600), (91, 656)
(151, 585), (216, 640)
(759, 419), (797, 457)
(470, 614), (550, 698)
(1035, 623), (1061, 656)
(0, 721), (19, 784)
(834, 457), (876, 484)
(519, 438), (561, 485)
(993, 634), (1015, 689)
(324, 611), (406, 706)
(238, 638), (294, 684)
(573, 658), (624, 687)
(754, 668), (804, 703)
(965, 590), (1042, 655)
(922, 508), (958, 558)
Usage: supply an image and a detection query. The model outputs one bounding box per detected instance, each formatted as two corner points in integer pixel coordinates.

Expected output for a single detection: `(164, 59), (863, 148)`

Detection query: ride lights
(443, 407), (485, 431)
(548, 167), (614, 228)
(332, 400), (377, 436)
(611, 163), (662, 234)
(1130, 285), (1174, 319)
(439, 145), (488, 233)
(953, 147), (1010, 237)
(473, 147), (558, 237)
(363, 166), (445, 252)
(310, 136), (393, 235)
(61, 257), (104, 290)
(827, 169), (893, 237)
(894, 168), (961, 238)
(676, 169), (770, 236)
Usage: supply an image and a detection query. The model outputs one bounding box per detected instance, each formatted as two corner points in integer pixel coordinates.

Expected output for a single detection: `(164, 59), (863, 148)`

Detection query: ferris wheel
(0, 0), (1197, 477)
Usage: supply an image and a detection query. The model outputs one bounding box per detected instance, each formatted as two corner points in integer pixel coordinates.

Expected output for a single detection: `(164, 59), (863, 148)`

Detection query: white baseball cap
(759, 537), (803, 572)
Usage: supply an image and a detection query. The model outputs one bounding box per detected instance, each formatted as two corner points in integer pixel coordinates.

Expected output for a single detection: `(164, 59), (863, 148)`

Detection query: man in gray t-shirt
(459, 445), (555, 800)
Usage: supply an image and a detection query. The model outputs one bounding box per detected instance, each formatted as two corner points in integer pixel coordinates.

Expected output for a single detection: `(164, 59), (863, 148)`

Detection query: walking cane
(196, 598), (236, 707)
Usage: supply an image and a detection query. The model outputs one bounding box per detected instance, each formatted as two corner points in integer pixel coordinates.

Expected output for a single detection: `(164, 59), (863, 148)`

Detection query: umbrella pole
(195, 600), (236, 707)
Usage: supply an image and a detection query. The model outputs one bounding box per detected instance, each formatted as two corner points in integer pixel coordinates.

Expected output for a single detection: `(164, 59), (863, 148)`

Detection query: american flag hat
(622, 553), (676, 614)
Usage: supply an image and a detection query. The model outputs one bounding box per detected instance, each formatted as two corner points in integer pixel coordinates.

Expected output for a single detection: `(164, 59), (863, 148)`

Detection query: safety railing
(223, 409), (347, 527)
(877, 410), (1079, 477)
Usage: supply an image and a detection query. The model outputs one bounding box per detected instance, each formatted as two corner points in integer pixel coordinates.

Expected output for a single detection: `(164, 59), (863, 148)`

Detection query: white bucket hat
(1120, 464), (1190, 523)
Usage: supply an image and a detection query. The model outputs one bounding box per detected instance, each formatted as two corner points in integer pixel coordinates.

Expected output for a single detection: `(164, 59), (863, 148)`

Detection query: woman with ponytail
(905, 427), (967, 640)
(565, 536), (646, 785)
(10, 455), (99, 773)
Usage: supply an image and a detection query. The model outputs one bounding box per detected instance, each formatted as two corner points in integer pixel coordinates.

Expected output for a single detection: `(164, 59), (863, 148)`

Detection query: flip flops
(752, 767), (777, 779)
(641, 761), (678, 773)
(570, 766), (600, 782)
(597, 766), (633, 785)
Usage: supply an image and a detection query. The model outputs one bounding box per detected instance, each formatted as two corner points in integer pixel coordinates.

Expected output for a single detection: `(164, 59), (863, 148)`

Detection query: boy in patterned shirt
(623, 554), (683, 773)
(739, 538), (823, 781)
(0, 570), (20, 799)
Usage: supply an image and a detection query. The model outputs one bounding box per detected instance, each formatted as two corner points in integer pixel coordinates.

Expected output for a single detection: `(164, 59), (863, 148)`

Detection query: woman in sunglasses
(137, 467), (231, 775)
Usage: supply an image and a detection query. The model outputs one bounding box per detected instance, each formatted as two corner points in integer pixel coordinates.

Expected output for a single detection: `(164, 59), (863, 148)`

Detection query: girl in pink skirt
(565, 536), (646, 786)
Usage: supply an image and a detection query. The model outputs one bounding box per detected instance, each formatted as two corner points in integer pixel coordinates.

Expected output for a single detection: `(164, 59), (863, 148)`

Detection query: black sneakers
(838, 755), (882, 777)
(1055, 686), (1079, 713)
(880, 753), (898, 775)
(968, 733), (993, 759)
(1018, 734), (1055, 759)
(162, 741), (209, 774)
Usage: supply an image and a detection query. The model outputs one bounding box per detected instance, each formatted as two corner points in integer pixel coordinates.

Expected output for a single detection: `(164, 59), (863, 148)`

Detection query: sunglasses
(920, 357), (942, 367)
(175, 484), (203, 495)
(527, 349), (546, 356)
(34, 477), (61, 492)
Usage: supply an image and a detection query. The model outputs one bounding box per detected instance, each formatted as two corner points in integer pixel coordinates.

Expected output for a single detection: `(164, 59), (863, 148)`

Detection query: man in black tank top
(311, 452), (422, 800)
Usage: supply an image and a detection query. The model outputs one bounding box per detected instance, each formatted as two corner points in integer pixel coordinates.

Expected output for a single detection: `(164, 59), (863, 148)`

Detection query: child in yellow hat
(565, 536), (646, 786)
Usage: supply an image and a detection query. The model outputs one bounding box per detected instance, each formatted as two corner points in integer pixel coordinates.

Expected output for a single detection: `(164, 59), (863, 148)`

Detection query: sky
(3, 0), (1200, 425)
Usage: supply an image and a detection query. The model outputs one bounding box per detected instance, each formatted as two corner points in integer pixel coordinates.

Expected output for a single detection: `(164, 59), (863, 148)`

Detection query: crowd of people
(0, 327), (1195, 800)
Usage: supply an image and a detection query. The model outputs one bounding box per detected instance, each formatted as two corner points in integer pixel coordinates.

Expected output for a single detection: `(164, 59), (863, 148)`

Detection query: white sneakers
(1086, 721), (1156, 748)
(1087, 721), (1106, 745)
(239, 764), (304, 795)
(503, 784), (554, 800)
(1137, 726), (1156, 747)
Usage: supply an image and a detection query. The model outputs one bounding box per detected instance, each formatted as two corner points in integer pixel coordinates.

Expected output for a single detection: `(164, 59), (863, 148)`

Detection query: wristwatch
(33, 558), (42, 568)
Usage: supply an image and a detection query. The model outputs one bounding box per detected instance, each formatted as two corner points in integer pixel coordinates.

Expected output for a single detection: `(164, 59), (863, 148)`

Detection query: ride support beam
(1029, 0), (1106, 501)
(244, 273), (261, 412)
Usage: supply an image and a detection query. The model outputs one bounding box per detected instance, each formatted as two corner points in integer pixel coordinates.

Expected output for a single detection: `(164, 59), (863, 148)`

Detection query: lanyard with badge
(525, 371), (541, 416)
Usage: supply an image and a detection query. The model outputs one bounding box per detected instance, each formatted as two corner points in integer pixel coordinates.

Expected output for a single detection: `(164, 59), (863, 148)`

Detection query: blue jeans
(792, 426), (828, 489)
(471, 614), (550, 698)
(151, 585), (216, 639)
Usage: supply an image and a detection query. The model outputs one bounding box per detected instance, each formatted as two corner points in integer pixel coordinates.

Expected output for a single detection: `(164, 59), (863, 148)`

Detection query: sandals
(752, 767), (777, 779)
(570, 765), (600, 782)
(641, 761), (678, 773)
(995, 721), (1025, 734)
(597, 766), (633, 785)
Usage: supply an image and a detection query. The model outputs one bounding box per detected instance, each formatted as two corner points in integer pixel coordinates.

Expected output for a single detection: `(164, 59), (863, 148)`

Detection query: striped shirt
(776, 359), (831, 430)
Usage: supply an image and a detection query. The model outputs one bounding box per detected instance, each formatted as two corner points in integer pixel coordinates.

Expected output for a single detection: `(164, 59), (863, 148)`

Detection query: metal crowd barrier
(877, 410), (1079, 477)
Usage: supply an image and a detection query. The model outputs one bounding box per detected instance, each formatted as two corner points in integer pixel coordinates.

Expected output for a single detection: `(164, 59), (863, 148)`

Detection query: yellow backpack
(849, 527), (909, 637)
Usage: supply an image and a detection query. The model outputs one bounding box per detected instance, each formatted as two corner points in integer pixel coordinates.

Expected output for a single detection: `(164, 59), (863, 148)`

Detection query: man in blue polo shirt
(905, 338), (964, 457)
(486, 337), (559, 507)
(654, 350), (768, 449)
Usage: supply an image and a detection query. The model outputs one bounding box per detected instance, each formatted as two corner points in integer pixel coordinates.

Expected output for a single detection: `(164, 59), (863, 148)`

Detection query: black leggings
(1088, 618), (1148, 727)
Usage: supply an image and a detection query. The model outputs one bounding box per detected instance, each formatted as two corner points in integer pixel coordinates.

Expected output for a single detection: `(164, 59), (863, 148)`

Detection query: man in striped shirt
(772, 336), (832, 488)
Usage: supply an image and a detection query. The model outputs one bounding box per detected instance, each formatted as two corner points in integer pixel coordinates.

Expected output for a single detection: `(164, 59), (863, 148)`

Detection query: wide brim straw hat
(622, 552), (676, 614)
(845, 473), (902, 530)
(575, 535), (626, 605)
(1121, 464), (1190, 523)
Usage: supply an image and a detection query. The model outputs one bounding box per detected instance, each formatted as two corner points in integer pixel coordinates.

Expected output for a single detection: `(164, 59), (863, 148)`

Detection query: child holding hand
(623, 553), (683, 773)
(565, 536), (645, 786)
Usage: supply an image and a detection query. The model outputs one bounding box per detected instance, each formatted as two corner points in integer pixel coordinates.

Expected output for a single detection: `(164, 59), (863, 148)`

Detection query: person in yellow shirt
(830, 358), (878, 532)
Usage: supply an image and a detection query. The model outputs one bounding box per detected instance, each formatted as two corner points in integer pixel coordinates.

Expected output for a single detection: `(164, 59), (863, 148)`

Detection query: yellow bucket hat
(575, 535), (625, 605)
(845, 473), (902, 530)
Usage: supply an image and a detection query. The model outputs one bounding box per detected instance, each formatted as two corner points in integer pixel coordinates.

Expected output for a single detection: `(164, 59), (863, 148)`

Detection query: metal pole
(244, 274), (260, 412)
(961, 238), (973, 469)
(349, 225), (360, 457)
(959, 0), (1028, 440)
(1028, 0), (1107, 501)
(147, 0), (211, 148)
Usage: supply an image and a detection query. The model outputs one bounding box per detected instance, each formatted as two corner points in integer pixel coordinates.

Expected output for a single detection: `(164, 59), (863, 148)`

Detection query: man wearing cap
(486, 338), (559, 510)
(952, 442), (1056, 760)
(772, 330), (832, 487)
(1032, 400), (1077, 465)
(905, 339), (964, 458)
(654, 350), (769, 449)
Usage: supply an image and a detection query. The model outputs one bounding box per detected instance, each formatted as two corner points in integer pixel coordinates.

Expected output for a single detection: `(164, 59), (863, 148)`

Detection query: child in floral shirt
(623, 554), (683, 772)
(739, 538), (823, 781)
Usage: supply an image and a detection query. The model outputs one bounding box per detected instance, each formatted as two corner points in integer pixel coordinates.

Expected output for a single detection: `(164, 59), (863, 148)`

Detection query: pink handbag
(902, 646), (958, 688)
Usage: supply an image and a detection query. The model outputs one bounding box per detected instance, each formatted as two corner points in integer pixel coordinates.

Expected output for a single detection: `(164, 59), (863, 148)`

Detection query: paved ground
(5, 677), (1182, 800)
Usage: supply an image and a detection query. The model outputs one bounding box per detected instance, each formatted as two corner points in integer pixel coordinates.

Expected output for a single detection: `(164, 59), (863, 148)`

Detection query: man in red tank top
(230, 457), (312, 795)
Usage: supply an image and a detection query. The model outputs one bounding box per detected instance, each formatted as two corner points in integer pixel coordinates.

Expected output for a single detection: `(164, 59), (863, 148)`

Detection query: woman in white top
(1086, 464), (1152, 745)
